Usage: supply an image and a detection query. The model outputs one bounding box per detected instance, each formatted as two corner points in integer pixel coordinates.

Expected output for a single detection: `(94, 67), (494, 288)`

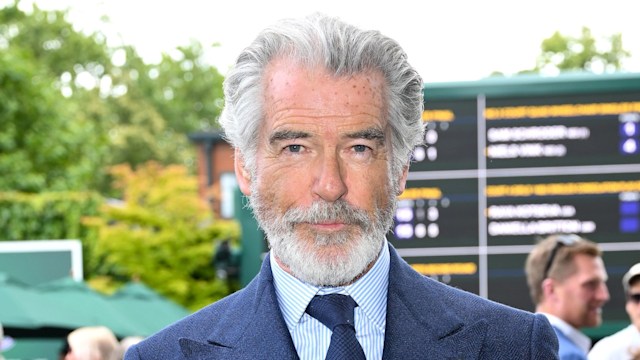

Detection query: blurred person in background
(59, 339), (70, 360)
(588, 262), (640, 359)
(0, 322), (15, 360)
(118, 336), (143, 358)
(526, 234), (610, 359)
(64, 326), (121, 360)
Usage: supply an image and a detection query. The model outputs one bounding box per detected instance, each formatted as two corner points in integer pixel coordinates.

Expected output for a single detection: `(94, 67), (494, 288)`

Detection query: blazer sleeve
(531, 313), (560, 360)
(124, 346), (142, 360)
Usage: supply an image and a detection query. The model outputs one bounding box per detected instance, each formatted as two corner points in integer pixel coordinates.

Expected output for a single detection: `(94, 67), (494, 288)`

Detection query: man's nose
(312, 151), (347, 202)
(598, 282), (610, 303)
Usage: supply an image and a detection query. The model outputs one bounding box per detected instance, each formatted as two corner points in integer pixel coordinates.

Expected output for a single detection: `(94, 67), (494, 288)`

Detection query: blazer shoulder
(129, 274), (265, 356)
(427, 276), (552, 331)
(391, 247), (538, 323)
(387, 247), (558, 358)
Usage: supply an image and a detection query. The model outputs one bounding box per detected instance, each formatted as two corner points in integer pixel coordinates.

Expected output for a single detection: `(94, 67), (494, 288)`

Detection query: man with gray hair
(126, 13), (558, 359)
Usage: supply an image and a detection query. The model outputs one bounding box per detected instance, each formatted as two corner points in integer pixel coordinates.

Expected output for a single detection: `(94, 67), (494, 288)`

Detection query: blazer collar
(177, 244), (487, 359)
(179, 255), (299, 359)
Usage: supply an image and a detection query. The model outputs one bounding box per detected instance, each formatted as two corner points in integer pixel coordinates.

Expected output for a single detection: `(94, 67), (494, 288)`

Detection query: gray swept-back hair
(219, 13), (425, 179)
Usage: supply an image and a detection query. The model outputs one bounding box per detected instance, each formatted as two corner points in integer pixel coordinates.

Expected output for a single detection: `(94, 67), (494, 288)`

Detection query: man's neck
(535, 304), (579, 329)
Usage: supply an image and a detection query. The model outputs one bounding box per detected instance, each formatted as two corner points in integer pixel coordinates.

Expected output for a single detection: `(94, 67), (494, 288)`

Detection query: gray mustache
(282, 200), (370, 227)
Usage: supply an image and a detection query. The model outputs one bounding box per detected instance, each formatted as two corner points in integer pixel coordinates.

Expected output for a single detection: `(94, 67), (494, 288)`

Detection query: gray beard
(249, 189), (396, 287)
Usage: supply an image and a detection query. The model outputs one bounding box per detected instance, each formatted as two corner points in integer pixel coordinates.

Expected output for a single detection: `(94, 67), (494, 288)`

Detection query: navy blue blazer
(125, 244), (558, 359)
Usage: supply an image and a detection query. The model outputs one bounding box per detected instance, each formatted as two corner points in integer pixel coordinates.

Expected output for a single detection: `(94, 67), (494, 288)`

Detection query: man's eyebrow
(346, 128), (385, 144)
(269, 130), (311, 144)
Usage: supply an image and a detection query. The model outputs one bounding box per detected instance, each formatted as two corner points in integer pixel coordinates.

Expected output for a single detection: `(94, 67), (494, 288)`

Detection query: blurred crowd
(0, 324), (142, 360)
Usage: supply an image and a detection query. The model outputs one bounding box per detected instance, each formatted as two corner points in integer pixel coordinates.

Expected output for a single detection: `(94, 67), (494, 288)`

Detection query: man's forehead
(263, 58), (386, 94)
(573, 256), (607, 277)
(260, 61), (388, 136)
(629, 276), (640, 289)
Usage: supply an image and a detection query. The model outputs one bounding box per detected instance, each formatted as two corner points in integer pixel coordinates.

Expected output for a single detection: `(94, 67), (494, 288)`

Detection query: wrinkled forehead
(261, 57), (388, 120)
(264, 56), (386, 93)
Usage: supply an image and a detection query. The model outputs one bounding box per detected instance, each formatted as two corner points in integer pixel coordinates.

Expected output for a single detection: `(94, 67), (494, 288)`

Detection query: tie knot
(306, 294), (357, 331)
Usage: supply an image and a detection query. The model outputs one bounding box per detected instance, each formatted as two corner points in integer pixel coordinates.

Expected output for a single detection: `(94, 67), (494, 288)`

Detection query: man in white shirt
(589, 263), (640, 360)
(525, 234), (610, 360)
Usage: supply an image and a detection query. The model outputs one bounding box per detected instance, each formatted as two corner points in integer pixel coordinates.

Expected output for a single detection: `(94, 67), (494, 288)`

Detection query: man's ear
(234, 149), (252, 196)
(396, 165), (409, 195)
(541, 278), (556, 300)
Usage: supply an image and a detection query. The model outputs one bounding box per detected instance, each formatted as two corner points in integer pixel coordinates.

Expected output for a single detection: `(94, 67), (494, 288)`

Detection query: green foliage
(0, 191), (102, 274)
(0, 2), (234, 311)
(0, 191), (101, 240)
(0, 2), (109, 192)
(121, 42), (225, 133)
(0, 1), (111, 87)
(102, 44), (225, 170)
(86, 162), (240, 311)
(100, 90), (189, 169)
(0, 2), (226, 193)
(0, 2), (235, 312)
(0, 50), (108, 191)
(532, 27), (631, 74)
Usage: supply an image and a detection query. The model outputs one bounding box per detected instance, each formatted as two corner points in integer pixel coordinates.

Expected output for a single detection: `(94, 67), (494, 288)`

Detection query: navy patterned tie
(305, 294), (366, 360)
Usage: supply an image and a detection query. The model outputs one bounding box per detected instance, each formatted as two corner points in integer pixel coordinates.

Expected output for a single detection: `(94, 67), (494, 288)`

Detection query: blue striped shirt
(271, 240), (389, 360)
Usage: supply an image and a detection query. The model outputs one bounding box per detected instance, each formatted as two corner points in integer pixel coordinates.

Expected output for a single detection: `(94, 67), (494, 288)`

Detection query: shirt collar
(271, 239), (390, 332)
(541, 313), (591, 354)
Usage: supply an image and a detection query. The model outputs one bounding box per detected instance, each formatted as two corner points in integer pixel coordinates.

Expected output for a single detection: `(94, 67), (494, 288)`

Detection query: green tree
(532, 27), (630, 74)
(0, 2), (110, 191)
(86, 162), (239, 310)
(1, 2), (226, 191)
(101, 84), (187, 169)
(0, 1), (111, 90)
(131, 41), (225, 133)
(102, 43), (225, 170)
(491, 27), (632, 77)
(0, 2), (237, 309)
(0, 45), (106, 191)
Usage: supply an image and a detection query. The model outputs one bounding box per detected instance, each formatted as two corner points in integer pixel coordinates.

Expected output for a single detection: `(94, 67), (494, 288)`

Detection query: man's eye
(286, 145), (302, 153)
(353, 145), (369, 153)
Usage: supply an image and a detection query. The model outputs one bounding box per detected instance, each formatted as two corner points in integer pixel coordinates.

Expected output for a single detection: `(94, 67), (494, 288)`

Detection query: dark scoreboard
(388, 72), (640, 339)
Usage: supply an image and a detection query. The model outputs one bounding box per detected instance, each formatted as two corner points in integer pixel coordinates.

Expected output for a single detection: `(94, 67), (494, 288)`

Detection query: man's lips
(304, 222), (347, 231)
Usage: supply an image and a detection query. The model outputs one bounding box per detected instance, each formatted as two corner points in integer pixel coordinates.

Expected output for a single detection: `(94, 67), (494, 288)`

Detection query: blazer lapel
(178, 255), (299, 360)
(383, 245), (486, 359)
(176, 244), (489, 359)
